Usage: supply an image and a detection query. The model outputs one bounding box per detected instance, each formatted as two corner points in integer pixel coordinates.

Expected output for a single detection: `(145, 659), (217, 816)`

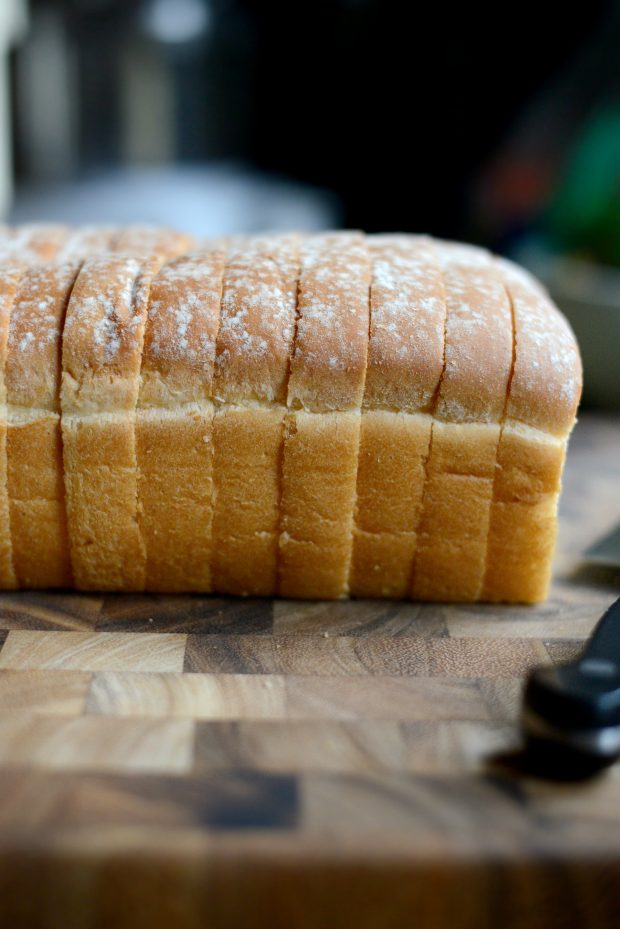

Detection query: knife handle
(579, 596), (620, 665)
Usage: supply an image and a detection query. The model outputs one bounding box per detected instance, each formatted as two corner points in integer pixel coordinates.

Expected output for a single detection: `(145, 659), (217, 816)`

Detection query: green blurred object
(544, 105), (620, 265)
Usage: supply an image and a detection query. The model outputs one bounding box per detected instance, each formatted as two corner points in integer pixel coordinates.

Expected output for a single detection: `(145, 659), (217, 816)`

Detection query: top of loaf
(0, 224), (581, 435)
(0, 225), (68, 266)
(433, 241), (513, 425)
(364, 235), (445, 414)
(215, 233), (299, 405)
(111, 225), (195, 260)
(7, 263), (81, 412)
(139, 250), (225, 407)
(62, 254), (162, 414)
(0, 265), (26, 408)
(287, 231), (371, 412)
(501, 269), (582, 437)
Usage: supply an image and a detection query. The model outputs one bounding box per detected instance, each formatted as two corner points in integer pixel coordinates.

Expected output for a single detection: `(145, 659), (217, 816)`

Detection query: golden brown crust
(432, 248), (513, 424)
(139, 251), (225, 407)
(136, 407), (216, 592)
(482, 424), (566, 603)
(6, 263), (80, 587)
(6, 263), (80, 411)
(211, 407), (284, 595)
(410, 421), (505, 601)
(500, 271), (582, 437)
(279, 410), (362, 598)
(287, 232), (370, 412)
(363, 234), (445, 413)
(61, 255), (161, 590)
(61, 255), (154, 414)
(136, 250), (225, 592)
(350, 411), (431, 598)
(213, 234), (300, 405)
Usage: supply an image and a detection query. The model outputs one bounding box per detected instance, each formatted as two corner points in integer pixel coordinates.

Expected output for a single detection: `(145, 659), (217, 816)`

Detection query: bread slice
(211, 233), (299, 595)
(136, 250), (225, 591)
(61, 254), (161, 590)
(0, 265), (25, 588)
(481, 261), (582, 602)
(6, 263), (80, 587)
(279, 232), (371, 598)
(410, 242), (513, 602)
(350, 235), (446, 598)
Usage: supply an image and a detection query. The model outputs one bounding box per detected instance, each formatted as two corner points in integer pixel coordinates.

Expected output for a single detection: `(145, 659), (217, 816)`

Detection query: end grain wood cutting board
(0, 413), (619, 929)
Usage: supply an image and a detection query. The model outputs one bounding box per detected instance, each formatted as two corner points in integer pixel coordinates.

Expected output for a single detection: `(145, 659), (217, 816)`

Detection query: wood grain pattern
(0, 715), (194, 773)
(0, 412), (618, 928)
(0, 669), (91, 714)
(0, 631), (187, 672)
(184, 633), (548, 677)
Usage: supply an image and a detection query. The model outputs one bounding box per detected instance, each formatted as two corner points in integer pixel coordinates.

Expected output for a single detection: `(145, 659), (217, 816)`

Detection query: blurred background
(1, 0), (619, 404)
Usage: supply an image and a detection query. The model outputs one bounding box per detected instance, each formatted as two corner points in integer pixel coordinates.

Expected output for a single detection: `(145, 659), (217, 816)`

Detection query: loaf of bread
(0, 223), (582, 601)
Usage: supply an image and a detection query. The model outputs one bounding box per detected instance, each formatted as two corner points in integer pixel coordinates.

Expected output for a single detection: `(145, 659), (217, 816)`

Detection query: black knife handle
(524, 596), (620, 732)
(579, 596), (620, 665)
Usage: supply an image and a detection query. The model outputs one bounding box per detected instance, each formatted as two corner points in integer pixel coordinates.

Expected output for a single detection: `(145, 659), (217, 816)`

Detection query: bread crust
(61, 255), (161, 590)
(501, 269), (582, 437)
(362, 235), (445, 413)
(286, 233), (370, 413)
(279, 232), (371, 598)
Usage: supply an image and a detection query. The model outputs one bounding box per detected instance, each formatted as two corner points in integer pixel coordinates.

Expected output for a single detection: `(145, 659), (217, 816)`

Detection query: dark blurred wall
(12, 0), (614, 240)
(243, 0), (611, 237)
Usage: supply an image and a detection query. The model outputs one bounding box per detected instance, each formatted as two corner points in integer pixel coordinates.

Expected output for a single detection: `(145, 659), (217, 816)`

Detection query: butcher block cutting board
(0, 413), (618, 929)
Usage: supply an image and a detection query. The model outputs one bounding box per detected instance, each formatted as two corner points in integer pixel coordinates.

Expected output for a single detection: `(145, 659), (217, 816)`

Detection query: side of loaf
(0, 224), (582, 601)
